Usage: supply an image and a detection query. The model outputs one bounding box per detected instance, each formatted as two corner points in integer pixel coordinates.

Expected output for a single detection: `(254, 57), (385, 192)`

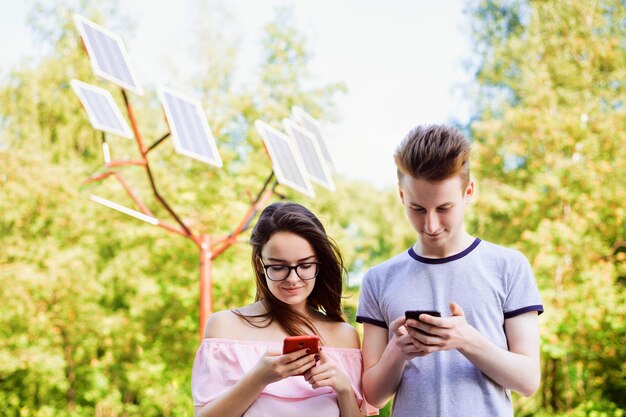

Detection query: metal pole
(199, 234), (212, 341)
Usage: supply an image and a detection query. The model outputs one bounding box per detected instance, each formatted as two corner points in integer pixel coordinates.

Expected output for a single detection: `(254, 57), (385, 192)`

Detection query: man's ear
(464, 180), (475, 201)
(398, 176), (405, 203)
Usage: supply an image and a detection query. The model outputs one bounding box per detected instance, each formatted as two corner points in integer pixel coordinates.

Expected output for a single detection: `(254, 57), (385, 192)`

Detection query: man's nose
(424, 212), (440, 233)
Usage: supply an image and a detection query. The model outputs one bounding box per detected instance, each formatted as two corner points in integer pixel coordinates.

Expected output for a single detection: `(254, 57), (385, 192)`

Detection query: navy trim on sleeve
(504, 305), (544, 319)
(408, 238), (481, 264)
(356, 316), (388, 329)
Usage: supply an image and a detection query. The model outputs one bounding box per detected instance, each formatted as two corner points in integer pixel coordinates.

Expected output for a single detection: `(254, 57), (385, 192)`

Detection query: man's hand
(389, 316), (430, 359)
(404, 303), (480, 354)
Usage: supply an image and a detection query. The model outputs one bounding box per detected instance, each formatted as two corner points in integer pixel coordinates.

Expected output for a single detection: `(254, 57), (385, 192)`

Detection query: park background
(0, 0), (624, 416)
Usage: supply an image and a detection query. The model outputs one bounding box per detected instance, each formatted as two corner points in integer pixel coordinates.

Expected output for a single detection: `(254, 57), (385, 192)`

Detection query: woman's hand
(303, 349), (353, 394)
(251, 348), (317, 385)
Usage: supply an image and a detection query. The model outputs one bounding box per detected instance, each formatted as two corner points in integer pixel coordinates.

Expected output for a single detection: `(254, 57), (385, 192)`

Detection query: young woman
(192, 202), (376, 417)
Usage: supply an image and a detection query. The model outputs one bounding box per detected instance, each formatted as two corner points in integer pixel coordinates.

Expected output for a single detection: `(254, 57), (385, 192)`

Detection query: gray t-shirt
(356, 238), (543, 417)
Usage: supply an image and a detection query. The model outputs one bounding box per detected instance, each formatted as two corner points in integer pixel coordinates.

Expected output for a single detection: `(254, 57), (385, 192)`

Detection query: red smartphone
(282, 335), (320, 355)
(405, 310), (441, 335)
(282, 335), (319, 376)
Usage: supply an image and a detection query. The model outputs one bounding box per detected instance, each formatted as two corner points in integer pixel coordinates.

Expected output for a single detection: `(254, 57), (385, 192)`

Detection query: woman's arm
(194, 366), (266, 417)
(195, 349), (317, 417)
(194, 311), (317, 417)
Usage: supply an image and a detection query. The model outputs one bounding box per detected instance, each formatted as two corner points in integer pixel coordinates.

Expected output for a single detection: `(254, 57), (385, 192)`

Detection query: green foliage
(4, 0), (623, 415)
(1, 149), (197, 416)
(0, 2), (410, 416)
(467, 0), (626, 414)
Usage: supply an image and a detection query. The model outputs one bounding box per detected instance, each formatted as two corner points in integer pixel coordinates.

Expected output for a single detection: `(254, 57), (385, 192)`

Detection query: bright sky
(0, 0), (473, 189)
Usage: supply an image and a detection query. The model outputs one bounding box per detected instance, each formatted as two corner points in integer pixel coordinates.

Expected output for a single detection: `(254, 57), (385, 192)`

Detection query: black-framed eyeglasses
(260, 260), (321, 281)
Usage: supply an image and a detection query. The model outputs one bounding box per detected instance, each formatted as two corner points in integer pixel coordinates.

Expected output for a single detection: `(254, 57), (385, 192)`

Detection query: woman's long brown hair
(234, 202), (346, 339)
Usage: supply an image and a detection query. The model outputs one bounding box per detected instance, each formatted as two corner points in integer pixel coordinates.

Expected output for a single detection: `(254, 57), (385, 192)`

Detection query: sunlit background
(1, 0), (472, 188)
(0, 1), (624, 416)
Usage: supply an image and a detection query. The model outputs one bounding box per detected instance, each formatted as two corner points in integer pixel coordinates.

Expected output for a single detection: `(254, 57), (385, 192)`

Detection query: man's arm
(361, 318), (425, 409)
(461, 310), (540, 396)
(408, 303), (541, 396)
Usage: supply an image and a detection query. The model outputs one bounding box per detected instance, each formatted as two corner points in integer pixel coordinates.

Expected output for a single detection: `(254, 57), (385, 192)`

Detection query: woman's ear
(254, 255), (264, 275)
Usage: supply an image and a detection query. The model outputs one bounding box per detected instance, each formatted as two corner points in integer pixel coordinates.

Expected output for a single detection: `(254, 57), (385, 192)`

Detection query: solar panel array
(74, 14), (143, 95)
(292, 106), (334, 170)
(157, 86), (223, 167)
(70, 79), (134, 139)
(284, 119), (335, 191)
(254, 121), (315, 198)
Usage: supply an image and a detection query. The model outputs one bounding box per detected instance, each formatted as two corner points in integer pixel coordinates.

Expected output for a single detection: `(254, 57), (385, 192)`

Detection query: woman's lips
(281, 286), (303, 294)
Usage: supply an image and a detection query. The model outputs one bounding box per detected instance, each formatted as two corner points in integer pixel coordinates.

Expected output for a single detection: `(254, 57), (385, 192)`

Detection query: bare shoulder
(236, 301), (267, 317)
(203, 309), (243, 338)
(322, 321), (361, 349)
(203, 302), (270, 339)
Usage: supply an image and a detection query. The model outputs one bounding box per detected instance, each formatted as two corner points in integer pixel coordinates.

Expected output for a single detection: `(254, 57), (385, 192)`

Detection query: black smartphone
(405, 310), (441, 335)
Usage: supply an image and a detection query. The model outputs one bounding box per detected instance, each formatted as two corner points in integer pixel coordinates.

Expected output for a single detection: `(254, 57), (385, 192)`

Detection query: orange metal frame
(85, 89), (277, 340)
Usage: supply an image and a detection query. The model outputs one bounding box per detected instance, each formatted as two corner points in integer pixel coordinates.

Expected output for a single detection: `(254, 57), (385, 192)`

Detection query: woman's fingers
(292, 358), (317, 375)
(317, 348), (329, 364)
(283, 347), (313, 362)
(284, 350), (317, 374)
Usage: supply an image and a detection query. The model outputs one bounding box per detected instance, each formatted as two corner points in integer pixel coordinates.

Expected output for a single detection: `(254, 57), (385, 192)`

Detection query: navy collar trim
(408, 238), (482, 264)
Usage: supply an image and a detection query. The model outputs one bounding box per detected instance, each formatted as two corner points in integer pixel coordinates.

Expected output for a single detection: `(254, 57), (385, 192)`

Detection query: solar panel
(254, 120), (315, 198)
(70, 79), (134, 139)
(283, 119), (335, 191)
(90, 195), (158, 225)
(291, 106), (334, 170)
(73, 14), (143, 95)
(157, 86), (223, 167)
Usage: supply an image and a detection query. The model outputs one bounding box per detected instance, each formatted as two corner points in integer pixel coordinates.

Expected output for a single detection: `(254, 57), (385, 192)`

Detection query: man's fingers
(417, 313), (449, 329)
(390, 316), (408, 334)
(450, 302), (465, 317)
(405, 318), (424, 330)
(405, 316), (437, 335)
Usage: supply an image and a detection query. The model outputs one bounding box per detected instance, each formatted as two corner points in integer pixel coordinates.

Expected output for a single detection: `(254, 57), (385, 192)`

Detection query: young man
(357, 125), (543, 416)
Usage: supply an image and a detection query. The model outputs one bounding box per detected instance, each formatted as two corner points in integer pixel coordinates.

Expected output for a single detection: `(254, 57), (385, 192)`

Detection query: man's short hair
(394, 124), (471, 188)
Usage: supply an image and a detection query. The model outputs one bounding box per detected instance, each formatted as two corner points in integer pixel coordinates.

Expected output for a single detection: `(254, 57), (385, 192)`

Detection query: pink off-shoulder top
(192, 338), (378, 416)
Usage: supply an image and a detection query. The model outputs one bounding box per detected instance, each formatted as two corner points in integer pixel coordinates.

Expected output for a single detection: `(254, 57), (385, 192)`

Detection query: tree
(0, 2), (408, 416)
(466, 0), (626, 414)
